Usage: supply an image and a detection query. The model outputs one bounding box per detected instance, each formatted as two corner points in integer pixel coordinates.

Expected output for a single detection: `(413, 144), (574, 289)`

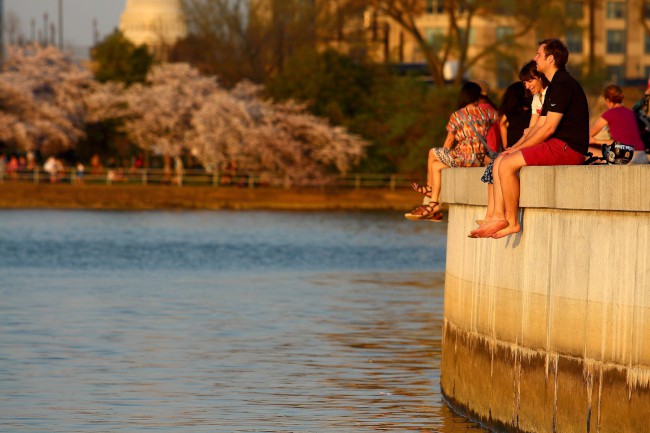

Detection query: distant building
(119, 0), (187, 56)
(0, 0), (4, 62)
(348, 1), (650, 89)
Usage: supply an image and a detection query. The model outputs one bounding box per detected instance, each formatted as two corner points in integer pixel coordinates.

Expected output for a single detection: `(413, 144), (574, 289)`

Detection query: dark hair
(456, 82), (482, 110)
(477, 81), (496, 108)
(499, 81), (530, 118)
(603, 84), (624, 103)
(538, 38), (569, 69)
(518, 60), (550, 89)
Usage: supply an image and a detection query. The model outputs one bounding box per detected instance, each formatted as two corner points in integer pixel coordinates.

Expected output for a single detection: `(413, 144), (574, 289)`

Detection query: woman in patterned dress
(406, 81), (499, 221)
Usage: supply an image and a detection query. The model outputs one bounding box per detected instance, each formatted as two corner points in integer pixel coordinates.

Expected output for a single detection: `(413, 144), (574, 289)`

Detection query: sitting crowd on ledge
(406, 38), (649, 239)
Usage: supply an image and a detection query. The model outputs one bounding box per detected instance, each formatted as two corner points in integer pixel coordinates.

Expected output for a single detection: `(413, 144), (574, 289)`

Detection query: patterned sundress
(433, 105), (499, 168)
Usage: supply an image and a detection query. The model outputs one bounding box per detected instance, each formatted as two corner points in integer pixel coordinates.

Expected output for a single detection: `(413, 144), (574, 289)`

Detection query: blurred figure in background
(632, 79), (650, 156)
(589, 84), (647, 164)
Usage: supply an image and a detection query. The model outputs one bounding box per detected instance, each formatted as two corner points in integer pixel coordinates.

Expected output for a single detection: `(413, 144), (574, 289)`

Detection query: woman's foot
(491, 223), (521, 239)
(469, 219), (509, 238)
(411, 182), (432, 197)
(404, 202), (441, 221)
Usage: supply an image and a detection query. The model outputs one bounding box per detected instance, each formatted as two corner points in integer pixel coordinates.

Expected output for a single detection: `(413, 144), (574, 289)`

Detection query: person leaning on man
(475, 38), (589, 239)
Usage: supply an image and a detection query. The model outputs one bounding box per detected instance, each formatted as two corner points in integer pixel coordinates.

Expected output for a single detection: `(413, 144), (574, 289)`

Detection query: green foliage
(75, 119), (134, 165)
(266, 49), (376, 122)
(354, 81), (459, 175)
(266, 48), (459, 175)
(574, 60), (609, 96)
(91, 30), (154, 85)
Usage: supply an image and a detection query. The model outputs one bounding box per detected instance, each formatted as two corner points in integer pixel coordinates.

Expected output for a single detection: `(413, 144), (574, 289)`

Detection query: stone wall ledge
(441, 165), (650, 212)
(439, 163), (650, 433)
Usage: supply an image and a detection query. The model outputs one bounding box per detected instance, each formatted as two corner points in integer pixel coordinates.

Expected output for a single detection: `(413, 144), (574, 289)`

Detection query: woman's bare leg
(426, 148), (436, 189)
(483, 184), (495, 220)
(406, 153), (447, 219)
(470, 156), (508, 237)
(429, 156), (447, 208)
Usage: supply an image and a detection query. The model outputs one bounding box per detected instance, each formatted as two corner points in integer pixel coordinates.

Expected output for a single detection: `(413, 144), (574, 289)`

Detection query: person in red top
(589, 85), (648, 164)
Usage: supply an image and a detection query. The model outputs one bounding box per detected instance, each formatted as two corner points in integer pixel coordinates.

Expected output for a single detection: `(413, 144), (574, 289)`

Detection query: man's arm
(504, 112), (563, 154)
(504, 116), (545, 153)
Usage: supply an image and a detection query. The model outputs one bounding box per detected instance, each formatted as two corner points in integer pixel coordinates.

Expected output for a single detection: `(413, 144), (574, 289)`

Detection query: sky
(4, 0), (125, 49)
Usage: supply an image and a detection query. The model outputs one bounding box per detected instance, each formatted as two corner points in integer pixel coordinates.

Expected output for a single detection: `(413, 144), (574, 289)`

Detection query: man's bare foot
(491, 223), (521, 239)
(469, 219), (508, 238)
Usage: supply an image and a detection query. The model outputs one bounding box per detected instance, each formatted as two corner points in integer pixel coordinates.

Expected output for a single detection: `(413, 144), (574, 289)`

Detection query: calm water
(0, 210), (484, 432)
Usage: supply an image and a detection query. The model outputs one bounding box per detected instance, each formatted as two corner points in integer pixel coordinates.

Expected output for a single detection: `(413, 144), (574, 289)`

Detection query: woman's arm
(589, 117), (610, 145)
(500, 115), (509, 149)
(442, 131), (455, 149)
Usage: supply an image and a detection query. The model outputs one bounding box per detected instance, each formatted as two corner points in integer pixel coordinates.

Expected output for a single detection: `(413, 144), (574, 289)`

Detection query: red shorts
(520, 138), (585, 166)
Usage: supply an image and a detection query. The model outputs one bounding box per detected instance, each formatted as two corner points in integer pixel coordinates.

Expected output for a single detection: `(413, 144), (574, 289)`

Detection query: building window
(645, 65), (650, 79)
(458, 28), (476, 46)
(645, 3), (650, 19)
(606, 1), (625, 19)
(496, 26), (513, 44)
(646, 34), (650, 54)
(566, 1), (583, 19)
(425, 27), (444, 48)
(606, 30), (625, 54)
(606, 65), (624, 84)
(497, 59), (513, 89)
(566, 28), (583, 53)
(425, 0), (444, 14)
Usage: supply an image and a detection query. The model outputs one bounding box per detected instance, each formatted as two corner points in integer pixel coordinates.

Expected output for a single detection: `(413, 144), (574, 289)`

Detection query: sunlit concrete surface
(439, 165), (650, 433)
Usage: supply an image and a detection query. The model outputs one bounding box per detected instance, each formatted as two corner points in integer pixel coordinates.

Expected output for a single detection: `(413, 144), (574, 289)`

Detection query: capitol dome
(119, 0), (187, 48)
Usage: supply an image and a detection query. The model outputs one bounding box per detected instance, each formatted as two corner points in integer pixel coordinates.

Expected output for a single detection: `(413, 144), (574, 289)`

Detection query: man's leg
(492, 151), (527, 238)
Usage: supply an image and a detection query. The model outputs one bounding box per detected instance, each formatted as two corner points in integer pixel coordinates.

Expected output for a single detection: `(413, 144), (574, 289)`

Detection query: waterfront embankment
(439, 165), (650, 433)
(0, 183), (423, 211)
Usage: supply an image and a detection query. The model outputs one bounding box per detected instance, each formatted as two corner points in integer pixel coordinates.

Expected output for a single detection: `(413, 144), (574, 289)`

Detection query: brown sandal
(411, 182), (432, 197)
(404, 202), (441, 221)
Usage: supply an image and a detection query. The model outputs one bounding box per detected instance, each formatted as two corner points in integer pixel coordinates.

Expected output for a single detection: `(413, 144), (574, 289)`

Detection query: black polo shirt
(540, 69), (589, 155)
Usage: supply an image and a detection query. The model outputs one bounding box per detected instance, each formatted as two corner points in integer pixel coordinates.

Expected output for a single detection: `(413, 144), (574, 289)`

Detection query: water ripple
(0, 210), (484, 432)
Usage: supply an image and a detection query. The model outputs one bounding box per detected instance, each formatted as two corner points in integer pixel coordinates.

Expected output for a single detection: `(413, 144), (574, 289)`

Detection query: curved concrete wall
(439, 166), (650, 433)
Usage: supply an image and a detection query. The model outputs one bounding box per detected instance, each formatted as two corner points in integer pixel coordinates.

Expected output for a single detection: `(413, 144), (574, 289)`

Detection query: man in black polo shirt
(480, 38), (589, 238)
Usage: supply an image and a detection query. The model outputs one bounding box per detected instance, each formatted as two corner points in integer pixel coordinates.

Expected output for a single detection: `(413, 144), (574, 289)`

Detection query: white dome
(119, 0), (187, 47)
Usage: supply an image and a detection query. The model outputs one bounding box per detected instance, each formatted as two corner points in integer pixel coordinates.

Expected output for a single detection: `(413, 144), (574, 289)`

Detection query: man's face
(534, 45), (553, 74)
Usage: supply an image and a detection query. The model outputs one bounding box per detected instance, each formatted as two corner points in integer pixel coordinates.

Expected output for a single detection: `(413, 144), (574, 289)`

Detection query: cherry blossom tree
(118, 64), (368, 184)
(0, 44), (94, 156)
(120, 63), (219, 158)
(0, 45), (368, 184)
(188, 81), (367, 185)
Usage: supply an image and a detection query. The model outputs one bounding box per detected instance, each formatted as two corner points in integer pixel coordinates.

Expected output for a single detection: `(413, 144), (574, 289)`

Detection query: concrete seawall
(439, 166), (650, 433)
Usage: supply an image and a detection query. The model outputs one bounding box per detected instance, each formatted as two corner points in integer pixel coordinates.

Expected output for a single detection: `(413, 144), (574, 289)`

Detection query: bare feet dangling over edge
(469, 219), (509, 238)
(491, 223), (521, 239)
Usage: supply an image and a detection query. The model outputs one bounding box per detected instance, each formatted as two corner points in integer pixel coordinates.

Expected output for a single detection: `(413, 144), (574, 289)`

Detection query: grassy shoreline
(0, 183), (424, 211)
